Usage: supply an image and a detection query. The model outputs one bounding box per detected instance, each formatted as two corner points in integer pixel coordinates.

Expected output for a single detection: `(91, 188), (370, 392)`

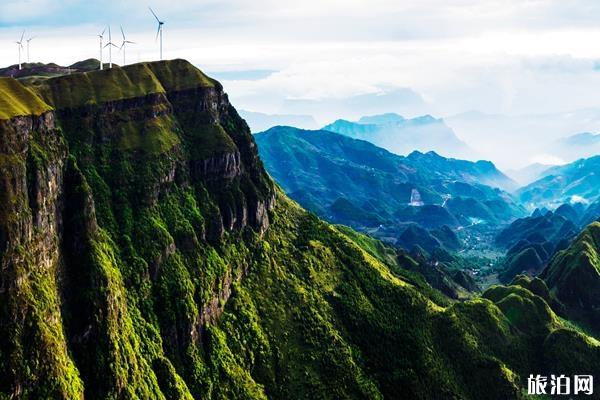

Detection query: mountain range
(517, 155), (600, 209)
(322, 113), (476, 161)
(1, 59), (600, 399)
(255, 126), (523, 253)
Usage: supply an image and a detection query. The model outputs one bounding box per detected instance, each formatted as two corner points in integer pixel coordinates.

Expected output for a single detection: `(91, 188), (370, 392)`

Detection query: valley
(255, 124), (600, 291)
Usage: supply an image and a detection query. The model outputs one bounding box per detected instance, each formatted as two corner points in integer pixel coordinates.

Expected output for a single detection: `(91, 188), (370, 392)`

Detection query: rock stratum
(0, 60), (599, 399)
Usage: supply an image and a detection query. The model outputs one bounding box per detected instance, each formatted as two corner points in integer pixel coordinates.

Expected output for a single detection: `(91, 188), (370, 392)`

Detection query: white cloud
(3, 1), (600, 168)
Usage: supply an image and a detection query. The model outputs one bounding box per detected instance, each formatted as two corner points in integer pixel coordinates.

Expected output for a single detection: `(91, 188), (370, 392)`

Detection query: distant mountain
(239, 110), (318, 132)
(446, 108), (600, 170)
(495, 201), (600, 283)
(562, 132), (600, 146)
(255, 126), (524, 249)
(323, 113), (476, 162)
(552, 132), (600, 161)
(282, 89), (430, 125)
(405, 150), (518, 192)
(517, 155), (600, 209)
(505, 163), (554, 186)
(495, 205), (582, 283)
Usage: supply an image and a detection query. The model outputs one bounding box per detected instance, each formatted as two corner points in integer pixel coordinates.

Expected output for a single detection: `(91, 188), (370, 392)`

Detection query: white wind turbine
(149, 7), (165, 60)
(103, 26), (119, 68)
(98, 27), (106, 70)
(26, 35), (35, 63)
(119, 26), (135, 66)
(16, 30), (25, 70)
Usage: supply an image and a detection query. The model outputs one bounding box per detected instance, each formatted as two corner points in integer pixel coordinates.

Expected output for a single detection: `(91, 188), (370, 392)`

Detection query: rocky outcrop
(192, 151), (242, 180)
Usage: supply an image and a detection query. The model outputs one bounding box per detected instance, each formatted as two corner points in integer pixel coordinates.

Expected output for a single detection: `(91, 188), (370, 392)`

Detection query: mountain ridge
(322, 112), (476, 161)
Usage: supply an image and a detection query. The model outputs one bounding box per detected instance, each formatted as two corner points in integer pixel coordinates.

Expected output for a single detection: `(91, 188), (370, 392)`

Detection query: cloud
(3, 1), (600, 169)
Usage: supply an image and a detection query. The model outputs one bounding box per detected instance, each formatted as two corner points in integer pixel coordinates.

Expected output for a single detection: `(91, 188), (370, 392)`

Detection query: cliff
(0, 60), (275, 398)
(0, 60), (599, 399)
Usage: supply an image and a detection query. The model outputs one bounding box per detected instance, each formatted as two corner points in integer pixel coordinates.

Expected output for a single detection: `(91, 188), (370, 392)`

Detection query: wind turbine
(119, 26), (135, 66)
(149, 7), (164, 60)
(16, 30), (25, 70)
(26, 35), (35, 63)
(98, 27), (106, 70)
(103, 26), (119, 68)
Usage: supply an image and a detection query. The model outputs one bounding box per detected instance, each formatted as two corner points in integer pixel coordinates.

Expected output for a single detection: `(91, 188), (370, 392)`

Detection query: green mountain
(542, 222), (600, 330)
(1, 60), (599, 399)
(255, 126), (524, 249)
(322, 113), (478, 163)
(517, 156), (600, 209)
(495, 206), (582, 283)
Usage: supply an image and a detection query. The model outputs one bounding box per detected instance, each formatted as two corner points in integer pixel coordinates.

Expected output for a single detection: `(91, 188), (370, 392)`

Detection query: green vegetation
(0, 77), (51, 119)
(542, 222), (600, 330)
(1, 59), (600, 399)
(254, 126), (524, 257)
(32, 63), (165, 108)
(146, 59), (216, 91)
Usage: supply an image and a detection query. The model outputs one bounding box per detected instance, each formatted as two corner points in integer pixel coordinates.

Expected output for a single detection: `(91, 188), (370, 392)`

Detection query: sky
(3, 0), (600, 169)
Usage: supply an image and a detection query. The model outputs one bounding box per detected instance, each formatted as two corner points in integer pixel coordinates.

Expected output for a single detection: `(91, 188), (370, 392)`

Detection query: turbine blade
(149, 7), (161, 23)
(120, 25), (125, 41)
(20, 30), (25, 42)
(156, 24), (161, 40)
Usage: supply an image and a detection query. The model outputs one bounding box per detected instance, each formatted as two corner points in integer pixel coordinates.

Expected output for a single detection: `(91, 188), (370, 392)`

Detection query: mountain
(505, 163), (553, 186)
(281, 89), (430, 125)
(1, 60), (600, 399)
(238, 110), (318, 132)
(542, 222), (600, 329)
(255, 126), (524, 246)
(552, 132), (600, 161)
(445, 108), (600, 170)
(405, 150), (518, 192)
(562, 131), (600, 146)
(495, 206), (582, 282)
(322, 113), (476, 162)
(517, 155), (600, 209)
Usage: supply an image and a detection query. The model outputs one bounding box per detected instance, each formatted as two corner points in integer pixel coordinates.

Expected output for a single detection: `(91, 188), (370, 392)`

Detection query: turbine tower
(103, 26), (119, 69)
(98, 27), (106, 70)
(120, 26), (135, 66)
(16, 30), (25, 70)
(149, 7), (165, 60)
(26, 36), (35, 63)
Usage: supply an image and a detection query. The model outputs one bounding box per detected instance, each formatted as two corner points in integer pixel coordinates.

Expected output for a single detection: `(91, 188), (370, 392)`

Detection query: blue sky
(3, 1), (600, 168)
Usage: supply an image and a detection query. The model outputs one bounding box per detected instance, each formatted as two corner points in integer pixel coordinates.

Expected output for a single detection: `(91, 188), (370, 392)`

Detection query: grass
(29, 60), (216, 110)
(32, 63), (165, 109)
(146, 59), (216, 91)
(0, 77), (52, 120)
(117, 114), (181, 155)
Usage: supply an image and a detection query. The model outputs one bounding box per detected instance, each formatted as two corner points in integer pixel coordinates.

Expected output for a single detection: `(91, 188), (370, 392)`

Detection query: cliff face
(0, 111), (83, 398)
(0, 61), (275, 399)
